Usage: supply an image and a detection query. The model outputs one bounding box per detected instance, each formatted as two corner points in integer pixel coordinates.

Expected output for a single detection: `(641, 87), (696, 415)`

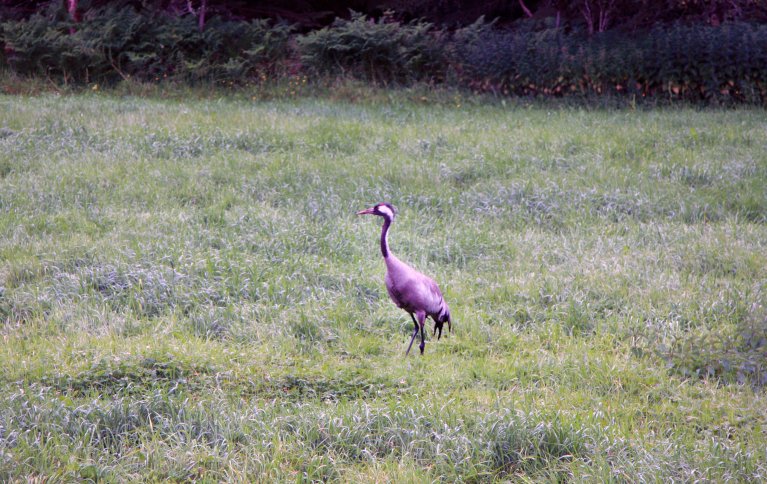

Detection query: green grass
(1, 92), (766, 481)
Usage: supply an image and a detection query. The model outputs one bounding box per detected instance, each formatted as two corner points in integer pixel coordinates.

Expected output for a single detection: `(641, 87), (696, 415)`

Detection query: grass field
(1, 92), (766, 481)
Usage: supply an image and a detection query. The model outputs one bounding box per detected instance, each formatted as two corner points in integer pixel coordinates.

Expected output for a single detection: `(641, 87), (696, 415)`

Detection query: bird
(357, 203), (452, 355)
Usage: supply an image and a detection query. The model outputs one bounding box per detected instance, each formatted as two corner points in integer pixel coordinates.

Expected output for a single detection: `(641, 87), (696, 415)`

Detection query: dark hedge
(2, 4), (766, 103)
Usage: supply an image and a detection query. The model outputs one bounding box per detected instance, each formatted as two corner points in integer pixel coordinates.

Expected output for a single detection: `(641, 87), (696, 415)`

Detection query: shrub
(642, 22), (767, 103)
(170, 16), (294, 83)
(2, 4), (767, 104)
(1, 2), (293, 84)
(453, 19), (767, 103)
(1, 2), (92, 83)
(297, 11), (448, 84)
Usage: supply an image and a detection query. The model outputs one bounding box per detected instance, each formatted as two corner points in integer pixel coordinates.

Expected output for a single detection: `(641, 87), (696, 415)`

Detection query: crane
(357, 203), (452, 355)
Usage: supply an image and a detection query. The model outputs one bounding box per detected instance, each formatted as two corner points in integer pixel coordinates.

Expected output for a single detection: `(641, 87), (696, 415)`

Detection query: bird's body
(384, 254), (447, 322)
(357, 203), (452, 355)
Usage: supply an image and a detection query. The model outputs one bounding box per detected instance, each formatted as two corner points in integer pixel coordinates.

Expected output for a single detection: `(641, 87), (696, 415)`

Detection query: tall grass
(0, 92), (765, 480)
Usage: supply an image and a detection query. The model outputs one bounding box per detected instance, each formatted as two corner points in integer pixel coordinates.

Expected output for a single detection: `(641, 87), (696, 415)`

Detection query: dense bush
(297, 12), (448, 84)
(2, 3), (767, 104)
(1, 2), (292, 84)
(453, 18), (574, 96)
(453, 19), (767, 103)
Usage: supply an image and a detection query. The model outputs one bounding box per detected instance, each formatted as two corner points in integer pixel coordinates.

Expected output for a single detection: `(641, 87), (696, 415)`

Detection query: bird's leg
(417, 311), (426, 355)
(405, 313), (419, 356)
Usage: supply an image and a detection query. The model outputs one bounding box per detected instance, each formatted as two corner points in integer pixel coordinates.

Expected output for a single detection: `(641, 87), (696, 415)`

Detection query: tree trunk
(67, 0), (78, 34)
(518, 0), (534, 18)
(186, 0), (207, 31)
(198, 0), (207, 31)
(580, 0), (594, 35)
(580, 0), (616, 35)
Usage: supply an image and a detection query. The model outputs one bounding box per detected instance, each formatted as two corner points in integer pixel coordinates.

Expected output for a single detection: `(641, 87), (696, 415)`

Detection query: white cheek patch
(377, 205), (394, 219)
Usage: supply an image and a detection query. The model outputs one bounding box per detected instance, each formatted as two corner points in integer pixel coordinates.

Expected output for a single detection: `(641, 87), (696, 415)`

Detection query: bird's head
(433, 307), (452, 340)
(357, 203), (397, 221)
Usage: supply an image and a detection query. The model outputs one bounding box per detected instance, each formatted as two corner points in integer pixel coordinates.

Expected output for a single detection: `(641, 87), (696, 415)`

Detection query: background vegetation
(2, 0), (767, 103)
(0, 93), (765, 480)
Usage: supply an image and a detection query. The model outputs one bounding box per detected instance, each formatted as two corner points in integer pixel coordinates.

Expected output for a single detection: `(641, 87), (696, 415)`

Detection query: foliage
(3, 3), (767, 104)
(3, 0), (767, 29)
(297, 11), (448, 84)
(453, 18), (767, 103)
(0, 2), (293, 84)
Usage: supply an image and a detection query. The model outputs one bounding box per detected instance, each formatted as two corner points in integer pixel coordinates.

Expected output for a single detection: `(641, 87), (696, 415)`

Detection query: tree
(66, 0), (78, 33)
(579, 0), (616, 34)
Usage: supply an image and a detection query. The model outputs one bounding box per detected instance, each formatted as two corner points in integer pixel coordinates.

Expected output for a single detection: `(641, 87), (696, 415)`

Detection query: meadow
(0, 92), (765, 481)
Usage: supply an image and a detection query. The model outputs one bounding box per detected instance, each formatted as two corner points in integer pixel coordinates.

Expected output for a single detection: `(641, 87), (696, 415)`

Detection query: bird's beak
(357, 207), (375, 215)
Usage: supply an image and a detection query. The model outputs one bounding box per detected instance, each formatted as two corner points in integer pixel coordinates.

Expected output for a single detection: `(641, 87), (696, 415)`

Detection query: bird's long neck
(380, 216), (392, 258)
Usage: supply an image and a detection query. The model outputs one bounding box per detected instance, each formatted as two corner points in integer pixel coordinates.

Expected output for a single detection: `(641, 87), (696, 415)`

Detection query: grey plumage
(357, 203), (452, 355)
